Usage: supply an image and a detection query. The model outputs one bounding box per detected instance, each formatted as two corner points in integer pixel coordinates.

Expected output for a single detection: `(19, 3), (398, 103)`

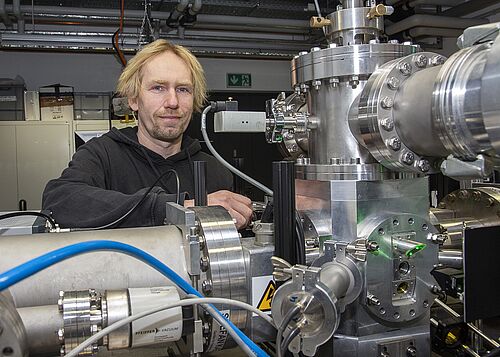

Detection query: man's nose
(163, 89), (179, 108)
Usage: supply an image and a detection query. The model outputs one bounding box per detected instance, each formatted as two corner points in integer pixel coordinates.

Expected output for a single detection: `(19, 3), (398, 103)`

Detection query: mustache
(155, 111), (184, 117)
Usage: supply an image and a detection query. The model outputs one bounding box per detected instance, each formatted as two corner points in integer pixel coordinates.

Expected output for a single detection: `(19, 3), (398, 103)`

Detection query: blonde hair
(117, 39), (207, 112)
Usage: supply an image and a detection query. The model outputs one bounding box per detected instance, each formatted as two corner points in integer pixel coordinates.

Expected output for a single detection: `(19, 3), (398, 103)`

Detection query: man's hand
(184, 190), (253, 229)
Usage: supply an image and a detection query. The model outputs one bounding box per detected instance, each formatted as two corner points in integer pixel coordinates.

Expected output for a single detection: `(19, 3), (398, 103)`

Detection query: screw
(402, 152), (415, 165)
(311, 47), (321, 52)
(328, 43), (338, 48)
(417, 159), (430, 172)
(380, 96), (394, 109)
(367, 294), (381, 306)
(431, 233), (447, 244)
(389, 39), (399, 44)
(431, 55), (445, 66)
(290, 144), (298, 152)
(369, 39), (379, 44)
(350, 75), (360, 88)
(387, 137), (401, 151)
(350, 157), (361, 164)
(458, 190), (469, 199)
(329, 77), (340, 87)
(200, 256), (210, 272)
(202, 280), (213, 295)
(300, 83), (309, 93)
(57, 328), (65, 342)
(58, 291), (65, 312)
(487, 198), (495, 207)
(366, 241), (379, 252)
(387, 76), (400, 90)
(380, 117), (394, 131)
(406, 346), (417, 357)
(399, 62), (412, 76)
(299, 51), (308, 56)
(313, 80), (321, 90)
(403, 41), (412, 45)
(414, 54), (428, 68)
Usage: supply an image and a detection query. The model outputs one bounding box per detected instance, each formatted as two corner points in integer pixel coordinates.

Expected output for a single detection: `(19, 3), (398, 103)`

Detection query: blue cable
(0, 240), (267, 357)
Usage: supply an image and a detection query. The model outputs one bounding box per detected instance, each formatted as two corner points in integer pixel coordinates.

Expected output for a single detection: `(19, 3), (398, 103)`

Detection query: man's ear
(128, 97), (139, 112)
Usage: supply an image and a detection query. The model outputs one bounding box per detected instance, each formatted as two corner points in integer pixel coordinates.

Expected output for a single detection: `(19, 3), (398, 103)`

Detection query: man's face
(129, 51), (194, 144)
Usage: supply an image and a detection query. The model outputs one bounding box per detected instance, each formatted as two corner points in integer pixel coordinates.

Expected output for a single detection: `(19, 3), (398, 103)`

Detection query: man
(42, 39), (253, 229)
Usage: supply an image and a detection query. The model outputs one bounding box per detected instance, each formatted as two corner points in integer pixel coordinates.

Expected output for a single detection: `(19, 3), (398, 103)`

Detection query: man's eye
(151, 85), (165, 92)
(177, 87), (192, 94)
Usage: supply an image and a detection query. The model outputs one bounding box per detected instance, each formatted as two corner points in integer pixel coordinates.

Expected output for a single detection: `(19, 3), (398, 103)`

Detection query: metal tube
(434, 298), (500, 348)
(0, 226), (188, 308)
(0, 0), (12, 27)
(10, 5), (309, 30)
(17, 305), (62, 356)
(273, 161), (297, 264)
(194, 161), (207, 206)
(408, 27), (464, 38)
(385, 15), (487, 36)
(438, 250), (463, 269)
(320, 263), (352, 299)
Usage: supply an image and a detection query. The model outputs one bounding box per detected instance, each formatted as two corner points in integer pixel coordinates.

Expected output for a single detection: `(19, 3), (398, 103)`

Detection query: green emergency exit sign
(226, 73), (252, 88)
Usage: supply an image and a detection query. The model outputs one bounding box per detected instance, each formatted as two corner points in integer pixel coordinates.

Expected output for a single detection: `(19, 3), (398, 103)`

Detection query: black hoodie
(42, 127), (233, 228)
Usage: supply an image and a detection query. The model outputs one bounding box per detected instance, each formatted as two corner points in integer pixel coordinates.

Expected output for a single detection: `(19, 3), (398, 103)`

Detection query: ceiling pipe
(12, 0), (24, 33)
(0, 0), (12, 28)
(408, 27), (464, 38)
(408, 0), (462, 7)
(169, 0), (189, 22)
(386, 14), (488, 35)
(188, 0), (202, 16)
(10, 5), (309, 29)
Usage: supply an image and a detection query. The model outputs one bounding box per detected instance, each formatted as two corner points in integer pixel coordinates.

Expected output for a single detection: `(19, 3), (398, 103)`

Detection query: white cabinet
(0, 121), (73, 211)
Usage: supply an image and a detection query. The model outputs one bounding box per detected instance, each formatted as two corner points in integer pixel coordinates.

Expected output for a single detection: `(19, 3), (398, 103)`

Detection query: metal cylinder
(319, 263), (352, 299)
(438, 250), (463, 269)
(394, 65), (449, 157)
(17, 305), (63, 356)
(0, 226), (188, 308)
(433, 40), (499, 160)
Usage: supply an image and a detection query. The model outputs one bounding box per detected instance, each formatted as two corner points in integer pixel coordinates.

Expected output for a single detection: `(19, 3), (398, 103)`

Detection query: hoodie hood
(105, 126), (202, 164)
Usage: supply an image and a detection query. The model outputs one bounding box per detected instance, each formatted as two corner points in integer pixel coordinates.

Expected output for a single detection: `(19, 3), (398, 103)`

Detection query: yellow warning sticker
(256, 280), (276, 312)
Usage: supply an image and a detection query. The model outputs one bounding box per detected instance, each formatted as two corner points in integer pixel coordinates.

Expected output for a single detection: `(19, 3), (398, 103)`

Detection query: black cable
(484, 346), (500, 357)
(276, 304), (302, 357)
(295, 211), (306, 265)
(0, 211), (56, 230)
(71, 169), (180, 231)
(280, 325), (301, 357)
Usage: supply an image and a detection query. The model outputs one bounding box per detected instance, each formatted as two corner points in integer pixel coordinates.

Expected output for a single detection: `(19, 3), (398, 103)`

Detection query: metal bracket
(440, 154), (493, 180)
(165, 202), (200, 276)
(457, 22), (500, 49)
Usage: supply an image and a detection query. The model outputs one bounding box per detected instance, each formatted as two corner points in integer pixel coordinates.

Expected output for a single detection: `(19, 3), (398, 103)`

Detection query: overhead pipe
(408, 27), (464, 38)
(168, 0), (189, 23)
(385, 14), (488, 35)
(0, 0), (12, 28)
(188, 0), (202, 16)
(408, 0), (463, 7)
(13, 0), (24, 34)
(9, 5), (310, 31)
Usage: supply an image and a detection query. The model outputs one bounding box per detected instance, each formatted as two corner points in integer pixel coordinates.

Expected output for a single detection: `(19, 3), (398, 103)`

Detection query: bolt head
(380, 117), (394, 131)
(200, 256), (210, 272)
(431, 55), (445, 66)
(402, 152), (415, 165)
(328, 43), (338, 48)
(414, 54), (428, 68)
(406, 346), (417, 357)
(202, 280), (213, 295)
(299, 51), (308, 56)
(387, 76), (400, 90)
(389, 39), (399, 44)
(367, 241), (379, 252)
(387, 137), (401, 151)
(57, 328), (65, 342)
(311, 47), (321, 52)
(329, 77), (340, 87)
(399, 62), (412, 76)
(380, 96), (394, 109)
(417, 159), (430, 172)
